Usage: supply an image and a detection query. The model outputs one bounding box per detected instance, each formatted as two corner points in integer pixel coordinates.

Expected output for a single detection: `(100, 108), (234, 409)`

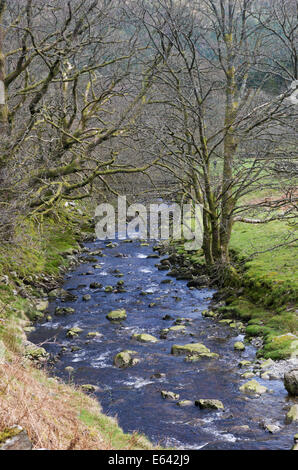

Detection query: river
(29, 238), (296, 450)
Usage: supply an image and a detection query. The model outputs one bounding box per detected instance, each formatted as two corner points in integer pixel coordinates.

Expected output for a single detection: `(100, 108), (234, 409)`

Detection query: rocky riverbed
(27, 238), (298, 450)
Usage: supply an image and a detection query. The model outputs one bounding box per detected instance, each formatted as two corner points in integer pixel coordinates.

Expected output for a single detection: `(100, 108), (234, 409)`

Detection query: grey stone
(284, 369), (298, 396)
(0, 426), (32, 450)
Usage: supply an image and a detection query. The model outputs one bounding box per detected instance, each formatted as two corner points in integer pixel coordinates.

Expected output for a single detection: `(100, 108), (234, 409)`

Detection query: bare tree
(131, 0), (297, 273)
(0, 0), (168, 234)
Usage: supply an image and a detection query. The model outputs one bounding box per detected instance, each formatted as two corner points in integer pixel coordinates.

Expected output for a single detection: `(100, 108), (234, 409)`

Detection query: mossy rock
(132, 333), (158, 343)
(106, 309), (127, 322)
(27, 309), (45, 321)
(160, 325), (186, 339)
(86, 332), (102, 338)
(219, 319), (233, 325)
(105, 286), (114, 293)
(259, 358), (275, 370)
(171, 343), (219, 359)
(55, 306), (75, 316)
(195, 399), (224, 411)
(35, 300), (49, 312)
(66, 327), (83, 338)
(24, 326), (36, 333)
(174, 318), (192, 325)
(0, 427), (24, 445)
(238, 360), (252, 368)
(284, 369), (298, 396)
(177, 400), (193, 407)
(113, 351), (139, 368)
(185, 352), (219, 362)
(230, 321), (245, 331)
(202, 310), (217, 318)
(239, 380), (268, 395)
(169, 325), (186, 332)
(90, 282), (102, 289)
(241, 372), (255, 379)
(161, 390), (180, 400)
(234, 341), (245, 351)
(105, 242), (118, 248)
(48, 288), (77, 301)
(285, 405), (298, 424)
(81, 384), (99, 393)
(24, 344), (49, 361)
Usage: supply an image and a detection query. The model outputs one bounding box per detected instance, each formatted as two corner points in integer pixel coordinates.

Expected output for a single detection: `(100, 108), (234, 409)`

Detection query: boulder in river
(234, 341), (245, 351)
(174, 318), (193, 325)
(161, 391), (180, 400)
(177, 400), (193, 407)
(106, 309), (127, 321)
(284, 369), (298, 396)
(81, 384), (99, 393)
(55, 307), (75, 316)
(285, 405), (298, 424)
(132, 333), (158, 343)
(66, 327), (83, 338)
(48, 288), (77, 302)
(171, 342), (219, 360)
(160, 325), (186, 339)
(86, 332), (102, 338)
(82, 294), (91, 301)
(238, 360), (252, 368)
(35, 300), (49, 312)
(170, 325), (186, 332)
(89, 249), (103, 256)
(239, 380), (268, 395)
(89, 282), (102, 289)
(105, 242), (118, 248)
(241, 372), (255, 379)
(195, 399), (224, 411)
(105, 286), (114, 293)
(292, 434), (298, 450)
(79, 255), (98, 263)
(262, 422), (281, 434)
(201, 310), (217, 318)
(114, 351), (139, 368)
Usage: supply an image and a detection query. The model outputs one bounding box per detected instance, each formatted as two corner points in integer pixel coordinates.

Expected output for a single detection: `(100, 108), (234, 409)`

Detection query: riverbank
(155, 219), (297, 363)
(0, 204), (155, 450)
(23, 233), (298, 450)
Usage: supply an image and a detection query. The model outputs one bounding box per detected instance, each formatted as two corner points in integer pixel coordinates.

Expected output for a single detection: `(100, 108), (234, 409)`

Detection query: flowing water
(29, 239), (297, 450)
